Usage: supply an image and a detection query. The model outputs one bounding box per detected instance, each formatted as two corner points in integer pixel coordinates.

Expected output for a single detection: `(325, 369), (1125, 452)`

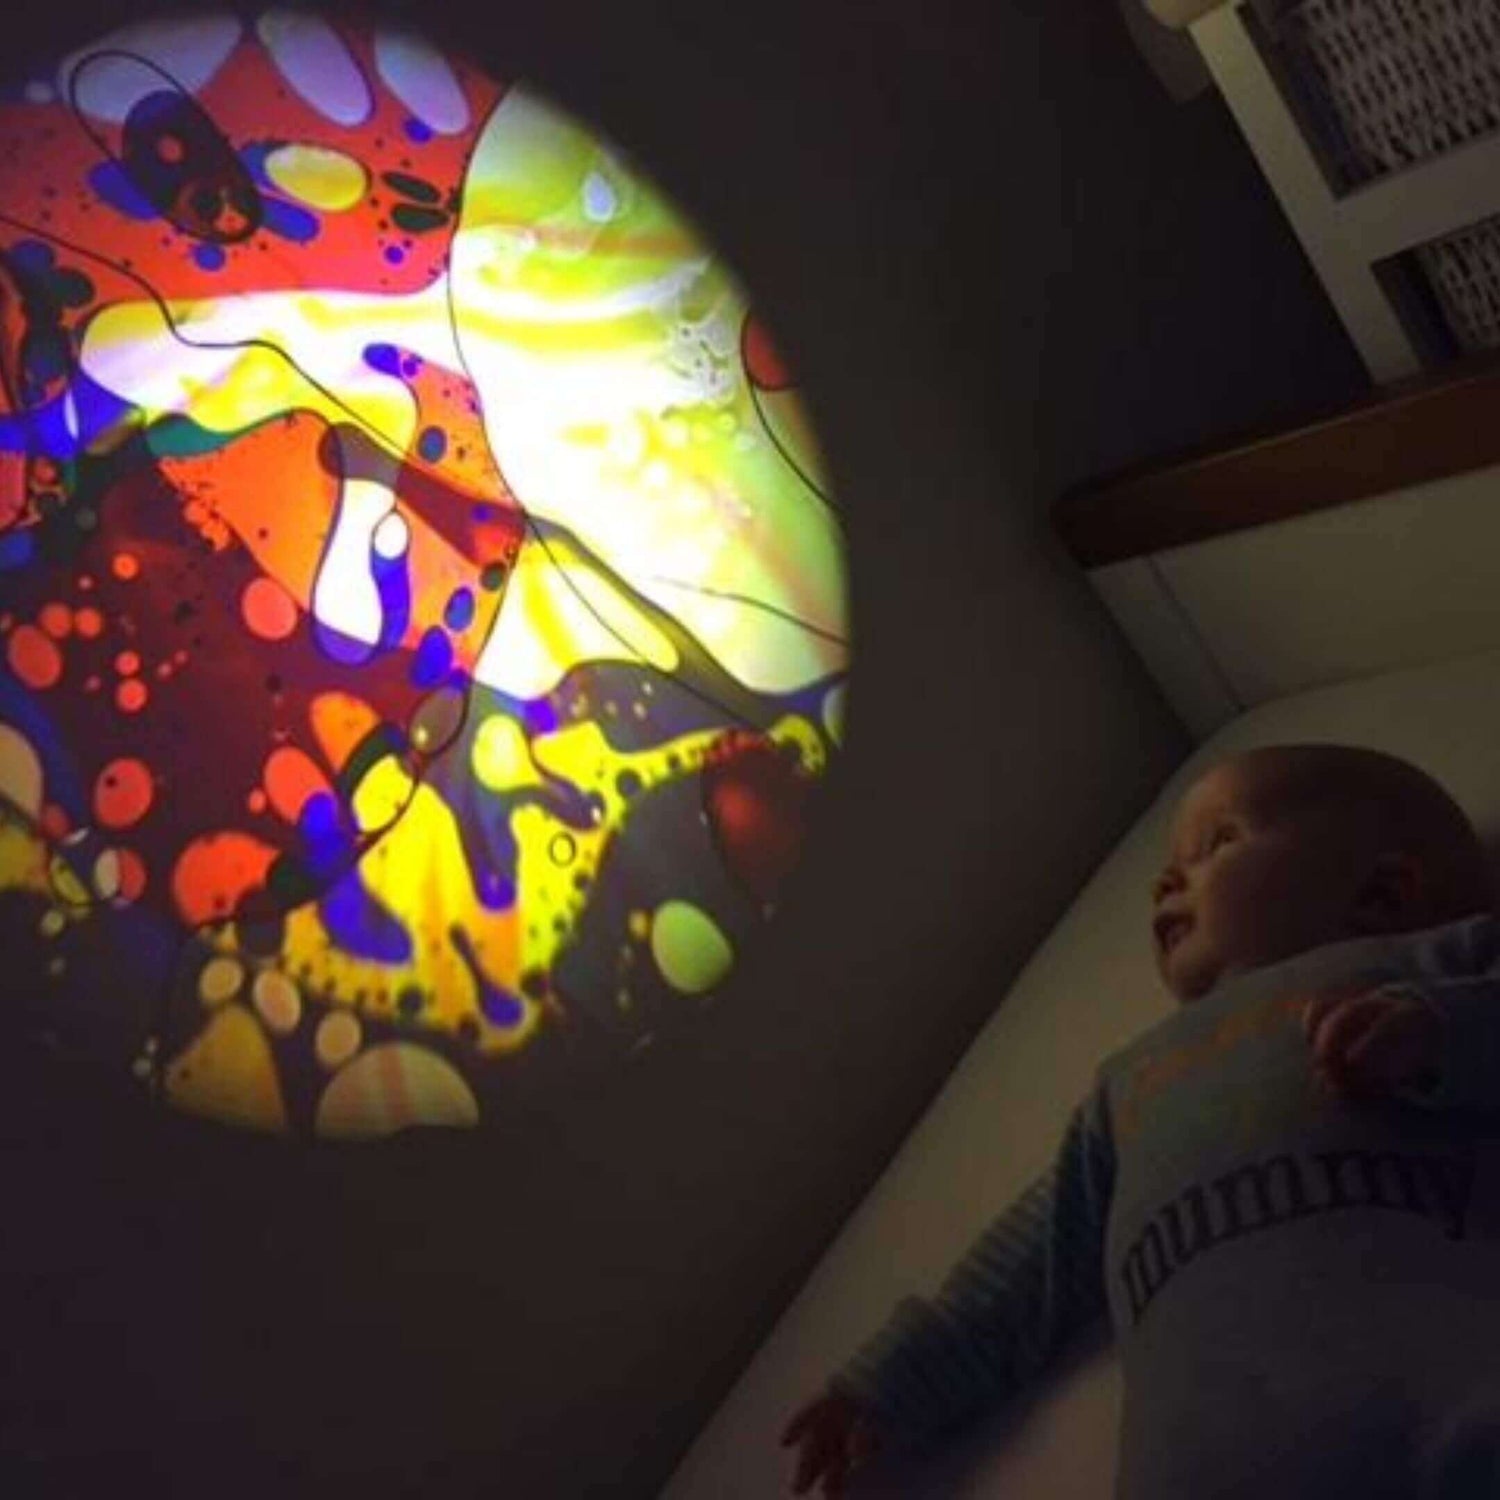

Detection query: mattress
(664, 640), (1500, 1499)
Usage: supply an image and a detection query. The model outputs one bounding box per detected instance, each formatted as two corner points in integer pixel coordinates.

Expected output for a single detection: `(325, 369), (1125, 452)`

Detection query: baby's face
(1152, 761), (1368, 1002)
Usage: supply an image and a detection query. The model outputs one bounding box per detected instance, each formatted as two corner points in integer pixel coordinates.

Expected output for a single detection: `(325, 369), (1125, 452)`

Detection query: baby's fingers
(792, 1426), (850, 1495)
(1306, 991), (1393, 1068)
(790, 1435), (829, 1496)
(1301, 984), (1367, 1044)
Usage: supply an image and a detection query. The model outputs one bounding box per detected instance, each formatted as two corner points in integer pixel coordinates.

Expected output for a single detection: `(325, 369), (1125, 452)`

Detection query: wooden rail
(1052, 347), (1500, 569)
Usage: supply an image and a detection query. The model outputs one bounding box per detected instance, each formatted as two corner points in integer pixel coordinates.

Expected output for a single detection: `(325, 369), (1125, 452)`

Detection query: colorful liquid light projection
(0, 12), (849, 1139)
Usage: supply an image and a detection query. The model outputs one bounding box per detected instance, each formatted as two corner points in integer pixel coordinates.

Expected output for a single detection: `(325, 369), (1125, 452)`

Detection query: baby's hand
(781, 1391), (884, 1497)
(1300, 984), (1443, 1101)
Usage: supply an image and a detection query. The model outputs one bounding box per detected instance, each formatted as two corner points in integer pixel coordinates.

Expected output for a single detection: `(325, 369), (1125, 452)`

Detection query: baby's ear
(1349, 852), (1425, 933)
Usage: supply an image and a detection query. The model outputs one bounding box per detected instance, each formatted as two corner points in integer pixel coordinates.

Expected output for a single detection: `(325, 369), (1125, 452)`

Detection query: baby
(783, 743), (1500, 1498)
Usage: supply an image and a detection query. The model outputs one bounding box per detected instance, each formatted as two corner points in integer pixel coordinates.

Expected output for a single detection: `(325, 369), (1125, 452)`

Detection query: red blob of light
(741, 313), (794, 392)
(701, 732), (813, 906)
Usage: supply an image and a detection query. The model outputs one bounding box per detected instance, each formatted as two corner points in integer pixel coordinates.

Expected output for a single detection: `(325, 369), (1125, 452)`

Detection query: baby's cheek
(1227, 859), (1299, 925)
(1201, 880), (1285, 971)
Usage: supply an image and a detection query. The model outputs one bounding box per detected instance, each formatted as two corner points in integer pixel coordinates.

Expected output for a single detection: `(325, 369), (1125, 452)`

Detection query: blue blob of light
(30, 400), (77, 462)
(298, 791), (352, 880)
(525, 699), (559, 735)
(0, 530), (35, 570)
(373, 550), (412, 653)
(69, 375), (135, 452)
(403, 116), (434, 144)
(10, 240), (55, 274)
(86, 162), (159, 222)
(444, 587), (475, 632)
(262, 194), (319, 244)
(314, 619), (377, 666)
(299, 791), (341, 840)
(449, 923), (525, 1027)
(237, 141), (277, 188)
(476, 869), (516, 911)
(417, 425), (447, 463)
(410, 626), (453, 690)
(362, 343), (403, 376)
(384, 245), (404, 265)
(193, 243), (227, 271)
(480, 988), (525, 1027)
(319, 871), (413, 964)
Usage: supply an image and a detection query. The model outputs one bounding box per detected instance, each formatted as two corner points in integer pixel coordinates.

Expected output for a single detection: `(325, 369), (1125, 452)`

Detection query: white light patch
(581, 170), (618, 223)
(60, 15), (241, 122)
(465, 231), (707, 323)
(80, 302), (240, 420)
(312, 479), (394, 647)
(92, 849), (121, 902)
(372, 511), (410, 560)
(472, 540), (678, 700)
(374, 30), (470, 135)
(642, 576), (846, 695)
(78, 283), (451, 446)
(257, 10), (372, 127)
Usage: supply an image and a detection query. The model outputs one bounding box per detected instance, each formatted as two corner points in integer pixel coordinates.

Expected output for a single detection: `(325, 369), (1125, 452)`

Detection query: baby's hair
(1235, 744), (1495, 925)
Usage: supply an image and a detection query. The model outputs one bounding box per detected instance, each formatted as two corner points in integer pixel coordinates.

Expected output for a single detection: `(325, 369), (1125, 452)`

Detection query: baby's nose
(1153, 866), (1185, 903)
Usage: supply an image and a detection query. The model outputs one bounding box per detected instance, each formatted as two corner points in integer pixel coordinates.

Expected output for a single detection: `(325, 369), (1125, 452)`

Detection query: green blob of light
(650, 900), (733, 995)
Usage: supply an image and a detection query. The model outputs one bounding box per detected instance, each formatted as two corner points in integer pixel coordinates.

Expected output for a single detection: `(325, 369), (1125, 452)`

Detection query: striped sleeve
(826, 1077), (1117, 1457)
(1402, 978), (1500, 1113)
(1384, 914), (1500, 1115)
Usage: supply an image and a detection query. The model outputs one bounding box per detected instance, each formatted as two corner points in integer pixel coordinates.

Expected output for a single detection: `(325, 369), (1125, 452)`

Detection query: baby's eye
(1209, 825), (1236, 852)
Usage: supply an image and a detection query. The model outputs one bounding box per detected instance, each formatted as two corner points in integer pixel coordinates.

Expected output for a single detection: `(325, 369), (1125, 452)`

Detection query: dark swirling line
(63, 47), (261, 246)
(52, 48), (849, 715)
(2, 76), (845, 1105)
(16, 43), (842, 1121)
(0, 202), (798, 819)
(12, 85), (845, 735)
(0, 193), (760, 1099)
(0, 212), (449, 1102)
(436, 159), (776, 739)
(640, 574), (849, 647)
(0, 218), (838, 741)
(748, 374), (836, 517)
(99, 21), (431, 1114)
(0, 208), (416, 464)
(16, 35), (482, 1114)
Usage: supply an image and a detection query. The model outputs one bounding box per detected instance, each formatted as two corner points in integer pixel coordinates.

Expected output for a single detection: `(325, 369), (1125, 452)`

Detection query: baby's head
(1152, 744), (1494, 1003)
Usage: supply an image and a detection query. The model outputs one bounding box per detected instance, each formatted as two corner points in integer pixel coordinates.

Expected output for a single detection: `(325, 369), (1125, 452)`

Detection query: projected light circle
(0, 12), (849, 1139)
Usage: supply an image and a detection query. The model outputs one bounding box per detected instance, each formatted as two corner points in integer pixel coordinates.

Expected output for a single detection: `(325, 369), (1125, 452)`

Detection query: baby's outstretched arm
(781, 1080), (1116, 1491)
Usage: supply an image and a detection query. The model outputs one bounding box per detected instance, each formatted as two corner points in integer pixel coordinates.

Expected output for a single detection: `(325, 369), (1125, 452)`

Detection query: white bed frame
(1147, 0), (1500, 385)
